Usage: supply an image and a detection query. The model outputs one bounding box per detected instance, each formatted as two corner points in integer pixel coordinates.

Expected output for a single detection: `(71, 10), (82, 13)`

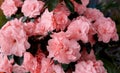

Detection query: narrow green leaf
(30, 18), (35, 22)
(45, 0), (59, 12)
(97, 57), (120, 73)
(85, 43), (92, 54)
(116, 24), (120, 36)
(96, 46), (120, 73)
(64, 0), (74, 13)
(21, 16), (28, 23)
(61, 64), (69, 71)
(93, 42), (103, 55)
(14, 55), (24, 66)
(7, 55), (14, 60)
(54, 60), (59, 65)
(0, 11), (7, 28)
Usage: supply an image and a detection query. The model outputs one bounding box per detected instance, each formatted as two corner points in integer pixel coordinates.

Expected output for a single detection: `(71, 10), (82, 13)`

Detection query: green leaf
(64, 0), (74, 13)
(54, 60), (59, 65)
(116, 24), (120, 36)
(21, 16), (28, 22)
(97, 57), (120, 73)
(61, 64), (69, 71)
(85, 42), (91, 54)
(105, 46), (120, 68)
(45, 0), (59, 12)
(93, 42), (103, 55)
(30, 18), (35, 22)
(75, 0), (82, 4)
(0, 11), (7, 28)
(103, 0), (119, 10)
(14, 55), (24, 66)
(7, 55), (14, 60)
(96, 46), (120, 73)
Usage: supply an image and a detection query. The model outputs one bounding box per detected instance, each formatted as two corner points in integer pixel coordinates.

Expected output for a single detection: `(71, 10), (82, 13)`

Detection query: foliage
(44, 0), (59, 12)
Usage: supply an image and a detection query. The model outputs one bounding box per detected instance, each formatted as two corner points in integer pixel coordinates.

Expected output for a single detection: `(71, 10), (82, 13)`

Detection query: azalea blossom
(81, 0), (90, 6)
(84, 8), (104, 22)
(93, 17), (119, 43)
(0, 19), (30, 56)
(53, 2), (70, 30)
(35, 9), (55, 36)
(79, 49), (96, 61)
(47, 32), (81, 64)
(1, 0), (17, 17)
(0, 54), (13, 73)
(22, 52), (39, 73)
(13, 0), (23, 7)
(74, 49), (107, 73)
(73, 60), (107, 73)
(40, 58), (65, 73)
(23, 22), (36, 36)
(22, 0), (44, 18)
(71, 0), (87, 15)
(12, 64), (28, 73)
(66, 16), (91, 43)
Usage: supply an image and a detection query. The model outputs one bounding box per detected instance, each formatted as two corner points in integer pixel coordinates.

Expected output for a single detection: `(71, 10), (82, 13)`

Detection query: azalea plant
(0, 0), (120, 73)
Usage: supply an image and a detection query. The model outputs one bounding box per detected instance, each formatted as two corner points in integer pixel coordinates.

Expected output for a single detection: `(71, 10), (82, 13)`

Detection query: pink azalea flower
(0, 19), (30, 56)
(81, 0), (89, 6)
(0, 54), (13, 73)
(66, 16), (90, 43)
(35, 9), (55, 36)
(40, 58), (54, 73)
(53, 3), (70, 31)
(54, 2), (70, 16)
(13, 0), (23, 7)
(13, 50), (45, 73)
(80, 49), (96, 62)
(74, 49), (107, 73)
(47, 32), (81, 64)
(12, 64), (28, 73)
(35, 49), (45, 73)
(94, 60), (107, 73)
(74, 60), (96, 73)
(35, 49), (45, 63)
(73, 60), (107, 73)
(41, 58), (65, 73)
(93, 17), (119, 43)
(71, 0), (87, 15)
(22, 52), (40, 73)
(84, 8), (104, 22)
(74, 48), (107, 73)
(23, 22), (36, 36)
(88, 25), (97, 45)
(53, 64), (65, 73)
(54, 12), (69, 31)
(22, 0), (44, 18)
(1, 0), (17, 17)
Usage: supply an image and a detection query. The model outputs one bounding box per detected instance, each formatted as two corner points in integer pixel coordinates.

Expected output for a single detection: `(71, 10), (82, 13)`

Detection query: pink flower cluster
(0, 19), (30, 56)
(0, 0), (119, 73)
(47, 31), (81, 64)
(73, 49), (107, 73)
(22, 0), (44, 18)
(1, 0), (18, 17)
